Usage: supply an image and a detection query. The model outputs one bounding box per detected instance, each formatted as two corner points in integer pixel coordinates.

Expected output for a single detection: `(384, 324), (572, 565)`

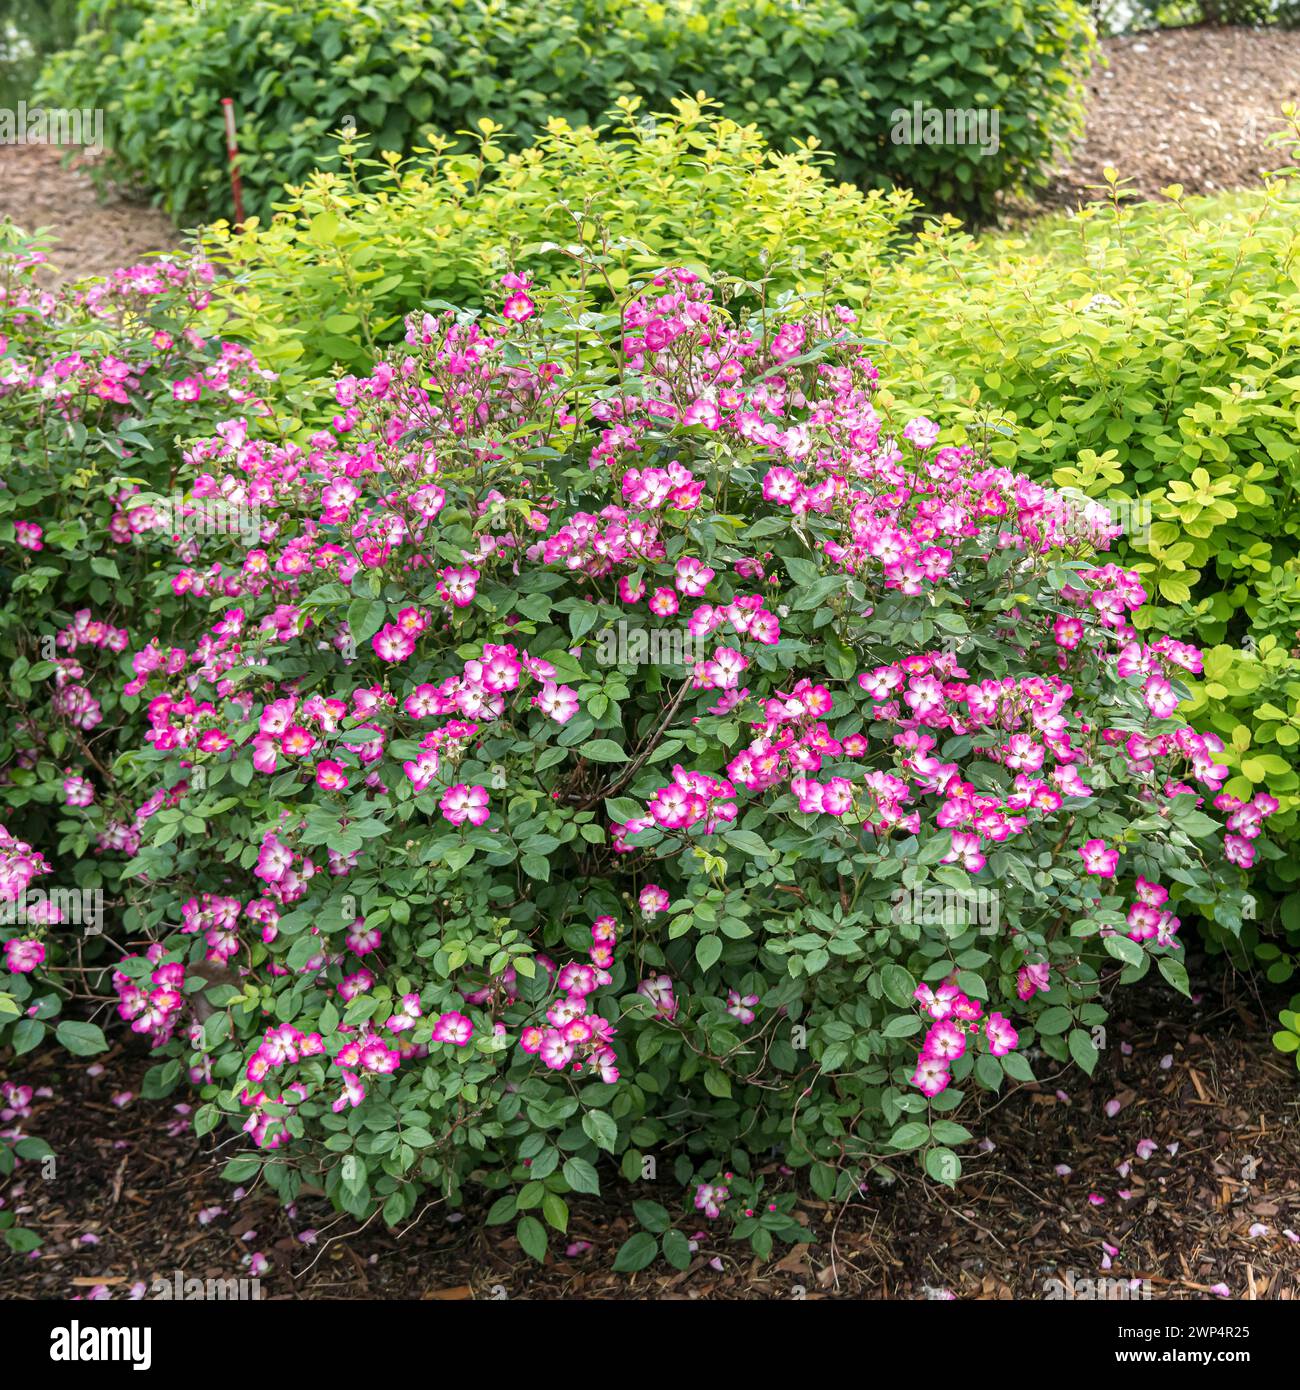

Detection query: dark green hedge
(38, 0), (1096, 223)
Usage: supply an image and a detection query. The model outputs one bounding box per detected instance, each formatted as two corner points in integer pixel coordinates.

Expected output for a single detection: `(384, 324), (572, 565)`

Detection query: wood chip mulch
(1038, 26), (1300, 209)
(0, 141), (175, 282)
(3, 953), (1296, 1301)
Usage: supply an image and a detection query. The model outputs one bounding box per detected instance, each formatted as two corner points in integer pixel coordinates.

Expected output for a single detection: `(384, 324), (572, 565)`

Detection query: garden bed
(3, 12), (1299, 1311)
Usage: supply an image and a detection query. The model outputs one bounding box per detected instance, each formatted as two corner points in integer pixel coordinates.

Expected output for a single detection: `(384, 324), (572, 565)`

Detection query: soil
(3, 953), (1296, 1301)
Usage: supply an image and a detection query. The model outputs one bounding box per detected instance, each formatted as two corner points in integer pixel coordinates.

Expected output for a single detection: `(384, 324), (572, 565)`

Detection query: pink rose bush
(0, 228), (1273, 1261)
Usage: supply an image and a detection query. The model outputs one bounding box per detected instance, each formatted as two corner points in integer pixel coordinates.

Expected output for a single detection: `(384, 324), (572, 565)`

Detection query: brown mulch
(0, 143), (176, 281)
(1039, 27), (1300, 208)
(3, 955), (1296, 1301)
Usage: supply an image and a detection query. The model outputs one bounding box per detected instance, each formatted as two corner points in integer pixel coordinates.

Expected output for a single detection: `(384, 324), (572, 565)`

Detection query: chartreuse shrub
(867, 155), (1300, 652)
(200, 99), (917, 379)
(0, 236), (1275, 1261)
(40, 0), (1094, 224)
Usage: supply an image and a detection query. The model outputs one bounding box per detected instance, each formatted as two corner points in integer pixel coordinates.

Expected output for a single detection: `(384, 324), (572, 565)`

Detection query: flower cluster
(0, 824), (52, 974)
(1214, 790), (1279, 870)
(240, 1023), (327, 1149)
(113, 947), (186, 1049)
(518, 918), (620, 1083)
(911, 978), (1021, 1097)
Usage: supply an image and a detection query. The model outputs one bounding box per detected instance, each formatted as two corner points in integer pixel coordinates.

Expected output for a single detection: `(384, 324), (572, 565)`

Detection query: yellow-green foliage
(202, 98), (917, 377)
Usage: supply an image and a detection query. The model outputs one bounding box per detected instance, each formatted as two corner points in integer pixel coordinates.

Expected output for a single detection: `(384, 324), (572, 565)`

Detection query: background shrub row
(38, 0), (1096, 224)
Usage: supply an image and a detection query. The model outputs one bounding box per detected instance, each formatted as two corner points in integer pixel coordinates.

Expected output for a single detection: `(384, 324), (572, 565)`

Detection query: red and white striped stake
(220, 97), (245, 227)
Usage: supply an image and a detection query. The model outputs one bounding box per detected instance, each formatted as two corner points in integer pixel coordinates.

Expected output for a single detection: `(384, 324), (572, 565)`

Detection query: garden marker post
(221, 97), (245, 227)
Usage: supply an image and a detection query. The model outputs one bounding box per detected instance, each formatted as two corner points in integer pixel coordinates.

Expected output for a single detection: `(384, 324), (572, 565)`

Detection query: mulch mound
(3, 955), (1296, 1301)
(1039, 26), (1300, 209)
